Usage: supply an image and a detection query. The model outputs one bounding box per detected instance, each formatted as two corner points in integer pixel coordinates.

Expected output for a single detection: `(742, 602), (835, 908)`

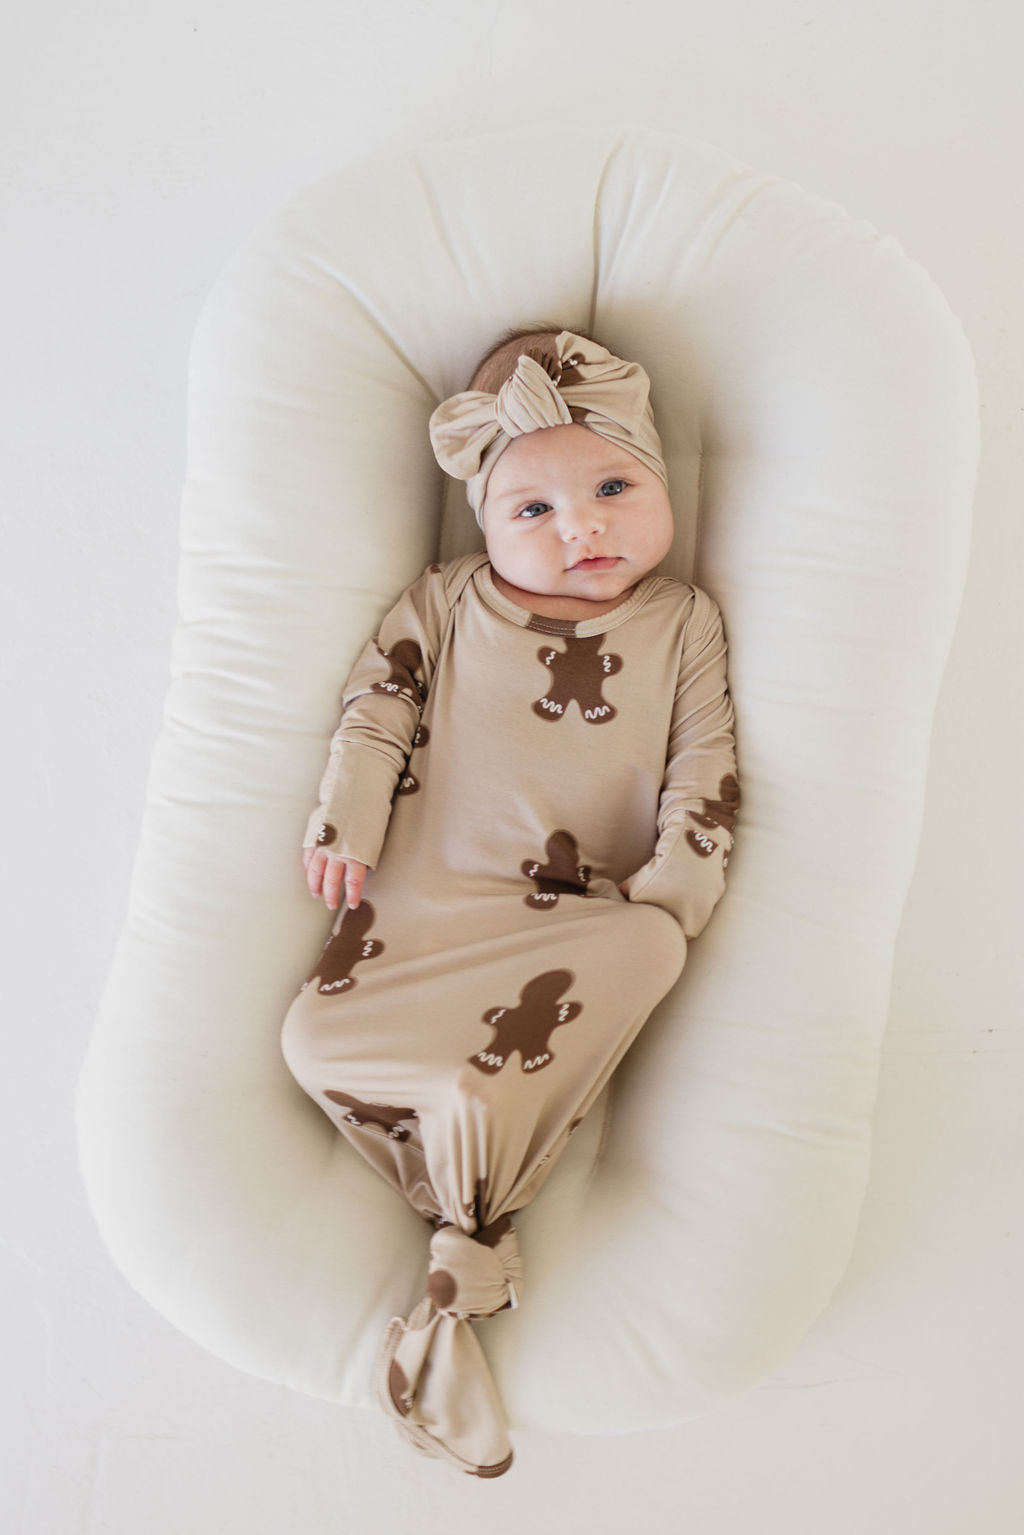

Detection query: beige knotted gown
(281, 552), (738, 1476)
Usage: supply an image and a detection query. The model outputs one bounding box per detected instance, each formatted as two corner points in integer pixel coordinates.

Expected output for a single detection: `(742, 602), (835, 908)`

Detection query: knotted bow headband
(429, 330), (668, 524)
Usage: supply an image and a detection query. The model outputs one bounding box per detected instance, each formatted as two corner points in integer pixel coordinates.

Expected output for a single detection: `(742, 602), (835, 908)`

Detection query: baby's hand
(303, 846), (368, 911)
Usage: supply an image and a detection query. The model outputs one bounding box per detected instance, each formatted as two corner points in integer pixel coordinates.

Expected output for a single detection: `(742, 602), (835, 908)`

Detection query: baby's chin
(563, 568), (636, 602)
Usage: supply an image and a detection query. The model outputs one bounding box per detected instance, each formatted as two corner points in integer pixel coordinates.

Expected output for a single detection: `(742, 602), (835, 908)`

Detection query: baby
(282, 327), (739, 1478)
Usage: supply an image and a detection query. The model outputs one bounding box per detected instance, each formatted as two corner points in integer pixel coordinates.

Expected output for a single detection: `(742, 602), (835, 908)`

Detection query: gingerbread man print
(685, 773), (741, 858)
(304, 901), (385, 995)
(396, 723), (430, 797)
(521, 830), (590, 908)
(469, 970), (583, 1075)
(324, 1090), (419, 1141)
(371, 638), (425, 702)
(533, 633), (622, 723)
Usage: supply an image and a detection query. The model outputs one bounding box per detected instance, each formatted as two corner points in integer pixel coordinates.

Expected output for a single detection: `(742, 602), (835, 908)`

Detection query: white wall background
(2, 1), (1020, 1530)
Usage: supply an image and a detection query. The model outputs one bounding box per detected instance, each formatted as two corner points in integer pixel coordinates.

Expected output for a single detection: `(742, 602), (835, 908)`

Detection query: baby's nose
(558, 500), (606, 540)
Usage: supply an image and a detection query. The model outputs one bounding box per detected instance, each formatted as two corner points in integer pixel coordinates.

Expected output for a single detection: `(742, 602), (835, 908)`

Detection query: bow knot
(493, 354), (573, 441)
(426, 1218), (523, 1319)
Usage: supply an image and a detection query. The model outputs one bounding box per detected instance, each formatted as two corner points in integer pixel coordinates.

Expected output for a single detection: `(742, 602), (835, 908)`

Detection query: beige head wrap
(429, 330), (667, 524)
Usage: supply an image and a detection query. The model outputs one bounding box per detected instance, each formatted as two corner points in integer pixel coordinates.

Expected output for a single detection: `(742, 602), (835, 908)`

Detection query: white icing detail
(322, 977), (352, 993)
(539, 698), (563, 714)
(524, 1052), (550, 1071)
(584, 705), (610, 719)
(557, 1003), (572, 1021)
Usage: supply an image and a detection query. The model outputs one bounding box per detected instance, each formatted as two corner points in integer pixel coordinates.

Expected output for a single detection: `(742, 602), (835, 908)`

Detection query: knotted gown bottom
(281, 886), (687, 1476)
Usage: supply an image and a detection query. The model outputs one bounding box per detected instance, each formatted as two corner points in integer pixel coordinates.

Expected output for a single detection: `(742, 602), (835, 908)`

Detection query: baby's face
(481, 424), (674, 619)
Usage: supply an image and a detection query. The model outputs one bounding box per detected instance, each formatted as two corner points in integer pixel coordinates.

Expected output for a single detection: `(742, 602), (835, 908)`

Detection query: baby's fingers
(344, 862), (367, 910)
(305, 848), (330, 898)
(304, 848), (366, 911)
(321, 856), (345, 911)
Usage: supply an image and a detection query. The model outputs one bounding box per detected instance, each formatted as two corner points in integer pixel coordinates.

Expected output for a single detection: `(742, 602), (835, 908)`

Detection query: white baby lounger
(77, 125), (978, 1435)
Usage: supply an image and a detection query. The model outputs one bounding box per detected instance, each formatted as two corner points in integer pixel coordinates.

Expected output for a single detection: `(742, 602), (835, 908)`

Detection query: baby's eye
(517, 501), (551, 519)
(597, 479), (628, 497)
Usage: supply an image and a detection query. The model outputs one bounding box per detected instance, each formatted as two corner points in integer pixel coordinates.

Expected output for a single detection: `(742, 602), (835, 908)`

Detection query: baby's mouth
(571, 556), (621, 571)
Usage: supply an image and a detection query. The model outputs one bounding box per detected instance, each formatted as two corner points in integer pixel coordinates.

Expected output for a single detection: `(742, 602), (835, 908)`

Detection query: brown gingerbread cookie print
(685, 772), (741, 858)
(533, 633), (622, 723)
(469, 970), (583, 1075)
(709, 772), (741, 830)
(520, 345), (585, 389)
(521, 830), (590, 908)
(303, 900), (385, 995)
(371, 638), (425, 701)
(396, 723), (430, 796)
(324, 1089), (419, 1141)
(312, 821), (337, 848)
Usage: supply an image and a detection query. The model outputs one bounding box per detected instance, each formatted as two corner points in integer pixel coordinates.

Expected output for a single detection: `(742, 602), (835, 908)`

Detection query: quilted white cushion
(77, 125), (977, 1432)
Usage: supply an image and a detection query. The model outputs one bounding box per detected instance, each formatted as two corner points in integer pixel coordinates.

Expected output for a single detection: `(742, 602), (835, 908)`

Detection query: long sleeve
(625, 587), (739, 938)
(303, 563), (458, 869)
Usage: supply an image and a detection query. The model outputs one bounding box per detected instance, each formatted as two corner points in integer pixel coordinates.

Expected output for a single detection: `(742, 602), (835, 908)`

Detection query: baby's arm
(301, 564), (452, 903)
(624, 588), (739, 937)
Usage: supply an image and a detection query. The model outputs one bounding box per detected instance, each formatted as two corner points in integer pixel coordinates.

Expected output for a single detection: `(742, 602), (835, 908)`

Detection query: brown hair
(467, 323), (599, 394)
